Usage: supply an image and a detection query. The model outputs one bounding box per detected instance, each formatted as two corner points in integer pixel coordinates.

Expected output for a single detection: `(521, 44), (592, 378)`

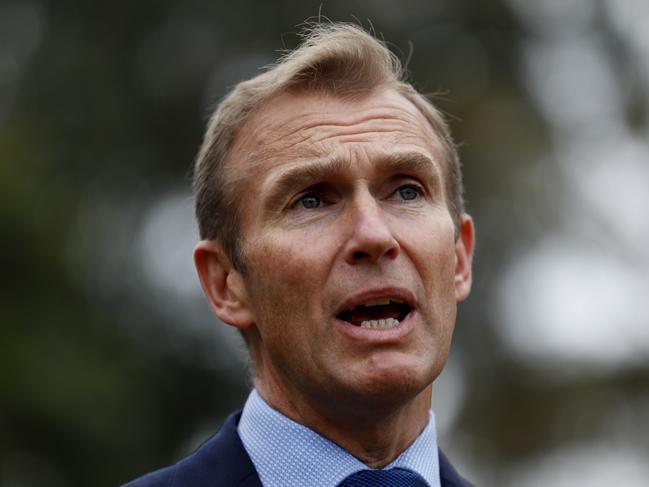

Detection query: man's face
(227, 87), (473, 413)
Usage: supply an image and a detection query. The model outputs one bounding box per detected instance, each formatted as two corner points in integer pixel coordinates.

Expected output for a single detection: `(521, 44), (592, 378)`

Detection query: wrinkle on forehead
(226, 87), (446, 186)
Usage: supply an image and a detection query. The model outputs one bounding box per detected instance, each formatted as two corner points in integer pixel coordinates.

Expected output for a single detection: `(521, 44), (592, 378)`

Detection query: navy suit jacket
(123, 411), (473, 487)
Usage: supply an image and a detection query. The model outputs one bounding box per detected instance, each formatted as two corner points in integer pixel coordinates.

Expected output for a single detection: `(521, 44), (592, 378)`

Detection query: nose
(343, 195), (400, 265)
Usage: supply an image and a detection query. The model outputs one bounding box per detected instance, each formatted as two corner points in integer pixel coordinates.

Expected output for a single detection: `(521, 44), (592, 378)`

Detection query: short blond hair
(194, 23), (464, 270)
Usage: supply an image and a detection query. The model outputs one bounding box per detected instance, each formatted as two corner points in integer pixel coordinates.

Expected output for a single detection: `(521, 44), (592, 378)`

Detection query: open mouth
(337, 298), (412, 329)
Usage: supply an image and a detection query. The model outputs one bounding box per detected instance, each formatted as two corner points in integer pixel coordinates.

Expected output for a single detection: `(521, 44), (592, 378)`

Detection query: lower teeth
(360, 318), (400, 329)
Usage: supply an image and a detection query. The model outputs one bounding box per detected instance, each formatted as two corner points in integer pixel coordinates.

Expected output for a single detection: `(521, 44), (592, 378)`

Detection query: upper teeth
(363, 298), (403, 307)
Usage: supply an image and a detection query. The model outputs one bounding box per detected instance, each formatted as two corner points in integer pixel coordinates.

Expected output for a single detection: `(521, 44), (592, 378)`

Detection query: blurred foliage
(2, 0), (648, 486)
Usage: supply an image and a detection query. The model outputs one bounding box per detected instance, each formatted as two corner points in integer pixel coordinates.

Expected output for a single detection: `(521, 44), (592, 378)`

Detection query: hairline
(193, 23), (464, 273)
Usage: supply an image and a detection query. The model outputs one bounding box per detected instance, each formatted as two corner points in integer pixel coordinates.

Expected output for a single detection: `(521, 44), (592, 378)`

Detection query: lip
(334, 286), (417, 343)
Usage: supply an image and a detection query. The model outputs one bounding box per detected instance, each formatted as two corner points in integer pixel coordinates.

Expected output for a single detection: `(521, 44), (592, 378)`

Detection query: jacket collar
(151, 411), (472, 487)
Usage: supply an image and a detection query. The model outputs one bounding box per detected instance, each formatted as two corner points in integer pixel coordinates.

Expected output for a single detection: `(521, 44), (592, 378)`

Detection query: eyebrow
(263, 151), (442, 210)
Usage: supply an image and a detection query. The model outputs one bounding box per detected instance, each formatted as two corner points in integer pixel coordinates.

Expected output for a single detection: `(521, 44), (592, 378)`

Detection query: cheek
(245, 233), (330, 319)
(252, 234), (320, 285)
(399, 216), (458, 329)
(402, 217), (456, 276)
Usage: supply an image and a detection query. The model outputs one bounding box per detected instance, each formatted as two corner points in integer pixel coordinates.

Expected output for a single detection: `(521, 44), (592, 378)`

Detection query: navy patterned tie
(337, 467), (429, 486)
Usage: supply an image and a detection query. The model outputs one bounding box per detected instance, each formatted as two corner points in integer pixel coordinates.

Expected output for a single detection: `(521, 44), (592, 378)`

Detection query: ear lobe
(454, 214), (475, 303)
(194, 240), (255, 329)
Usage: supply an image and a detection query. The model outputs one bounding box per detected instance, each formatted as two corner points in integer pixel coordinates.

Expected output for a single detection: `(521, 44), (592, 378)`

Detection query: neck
(254, 377), (432, 468)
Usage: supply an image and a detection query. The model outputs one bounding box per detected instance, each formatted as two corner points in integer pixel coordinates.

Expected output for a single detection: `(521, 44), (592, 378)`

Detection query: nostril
(352, 251), (367, 261)
(349, 240), (399, 263)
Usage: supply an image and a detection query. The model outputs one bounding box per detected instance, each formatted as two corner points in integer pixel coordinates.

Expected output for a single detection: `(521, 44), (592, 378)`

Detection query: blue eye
(298, 194), (321, 209)
(397, 186), (420, 201)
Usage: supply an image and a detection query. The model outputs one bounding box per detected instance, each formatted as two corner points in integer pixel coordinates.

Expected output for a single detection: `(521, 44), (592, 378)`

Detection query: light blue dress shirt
(238, 390), (441, 487)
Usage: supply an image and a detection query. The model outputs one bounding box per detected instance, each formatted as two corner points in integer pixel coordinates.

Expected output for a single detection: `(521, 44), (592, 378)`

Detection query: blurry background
(2, 0), (648, 485)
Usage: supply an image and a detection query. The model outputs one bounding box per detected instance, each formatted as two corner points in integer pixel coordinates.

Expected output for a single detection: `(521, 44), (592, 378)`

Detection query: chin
(342, 352), (438, 409)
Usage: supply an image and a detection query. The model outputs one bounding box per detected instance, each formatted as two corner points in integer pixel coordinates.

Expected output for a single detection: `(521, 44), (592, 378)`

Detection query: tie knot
(338, 467), (429, 486)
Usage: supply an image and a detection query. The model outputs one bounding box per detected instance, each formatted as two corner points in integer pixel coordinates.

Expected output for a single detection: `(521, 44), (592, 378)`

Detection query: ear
(454, 214), (475, 303)
(194, 240), (255, 329)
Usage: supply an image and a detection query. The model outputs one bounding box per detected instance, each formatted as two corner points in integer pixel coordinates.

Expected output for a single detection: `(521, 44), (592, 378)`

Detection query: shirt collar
(238, 389), (440, 487)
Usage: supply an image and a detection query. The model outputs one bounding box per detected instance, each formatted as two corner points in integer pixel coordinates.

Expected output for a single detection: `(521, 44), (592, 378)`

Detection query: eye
(293, 192), (322, 209)
(396, 185), (421, 201)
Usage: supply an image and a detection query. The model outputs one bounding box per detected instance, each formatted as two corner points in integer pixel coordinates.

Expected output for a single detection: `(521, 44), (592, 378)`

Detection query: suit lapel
(170, 411), (262, 487)
(439, 449), (473, 487)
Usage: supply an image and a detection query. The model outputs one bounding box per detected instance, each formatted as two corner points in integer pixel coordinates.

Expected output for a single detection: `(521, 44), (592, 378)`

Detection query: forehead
(227, 87), (445, 185)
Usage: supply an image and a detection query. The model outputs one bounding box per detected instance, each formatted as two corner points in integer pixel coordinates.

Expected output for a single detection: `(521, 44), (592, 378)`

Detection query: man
(125, 22), (475, 487)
